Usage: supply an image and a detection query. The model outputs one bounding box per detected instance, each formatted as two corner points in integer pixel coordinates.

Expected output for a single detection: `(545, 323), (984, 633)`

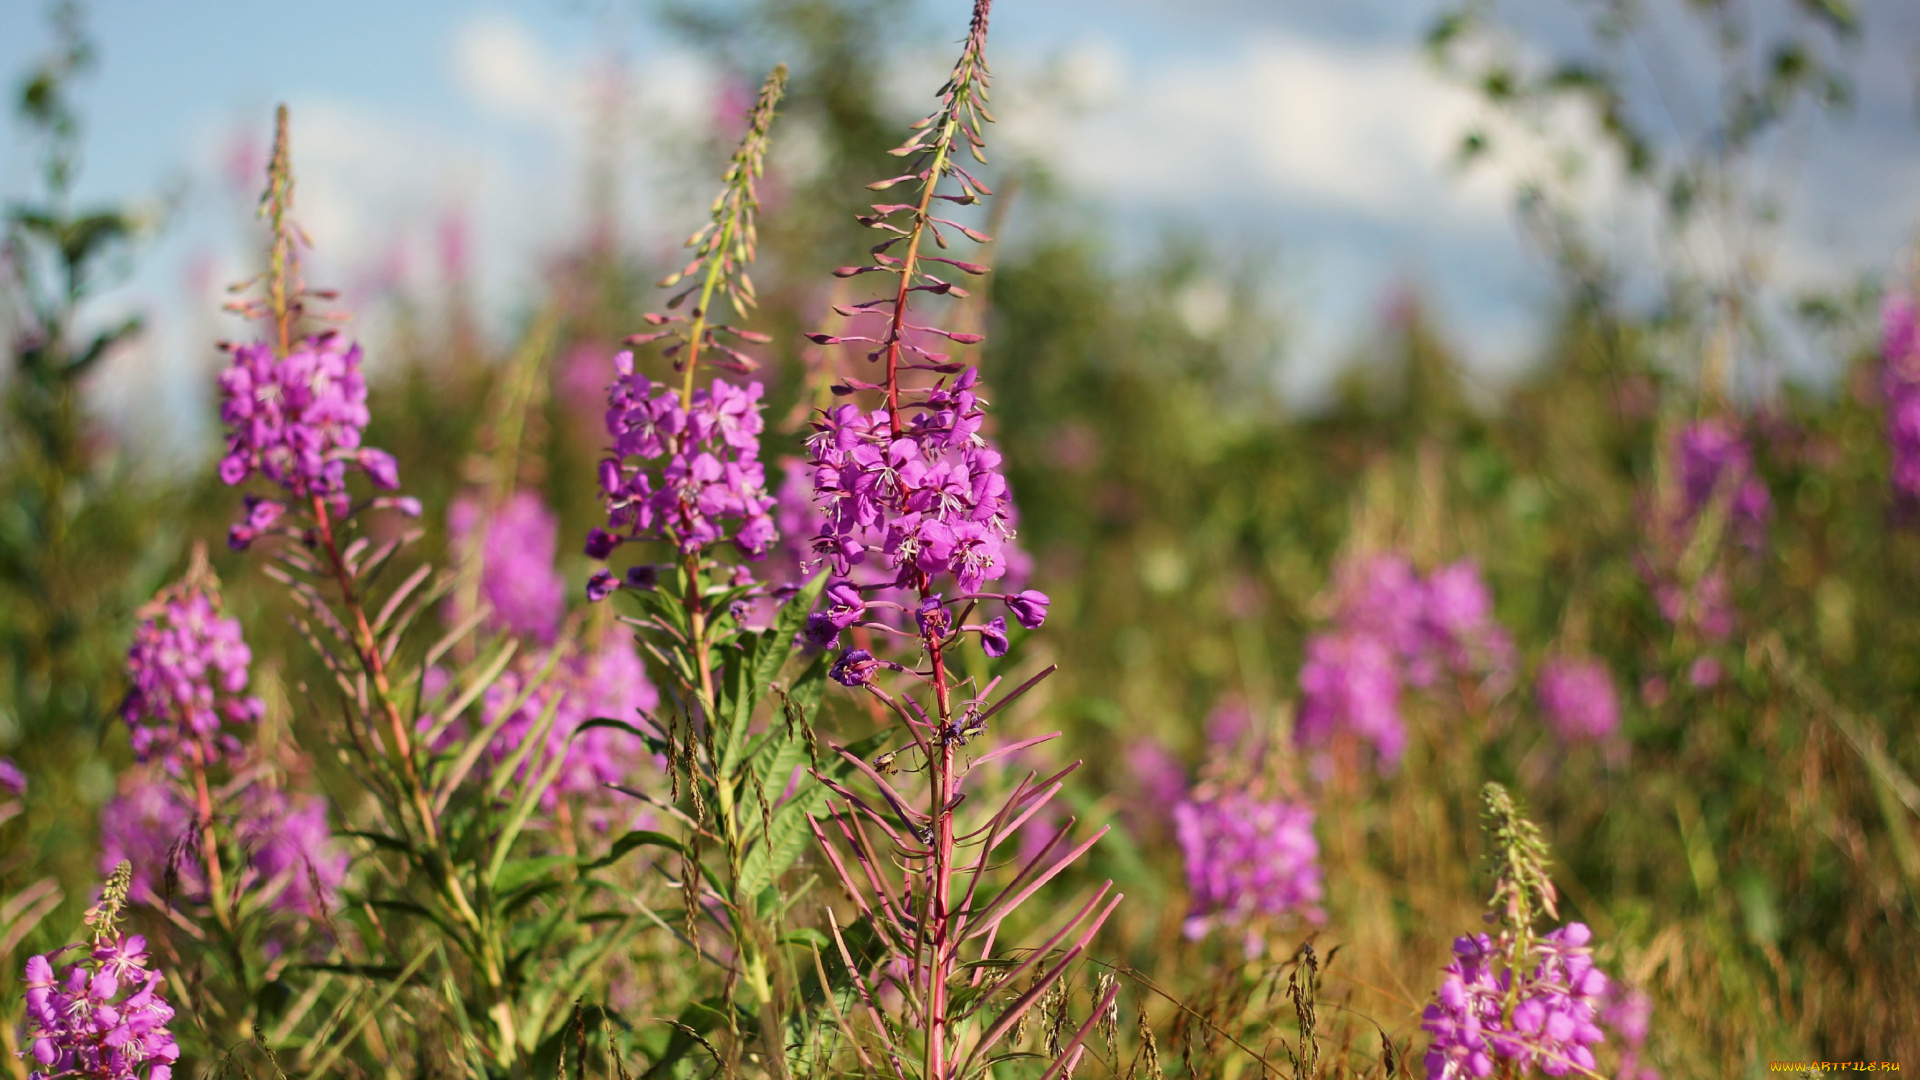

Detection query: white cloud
(1004, 33), (1513, 229)
(454, 11), (563, 122)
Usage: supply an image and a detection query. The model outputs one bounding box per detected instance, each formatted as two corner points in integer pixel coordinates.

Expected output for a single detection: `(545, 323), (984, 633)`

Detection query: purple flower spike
(806, 367), (1017, 595)
(22, 935), (180, 1080)
(829, 648), (878, 687)
(122, 584), (263, 772)
(977, 616), (1010, 658)
(594, 362), (779, 560)
(1421, 923), (1610, 1080)
(217, 334), (394, 512)
(0, 756), (25, 796)
(450, 493), (568, 644)
(1536, 657), (1621, 743)
(1006, 589), (1050, 629)
(1174, 790), (1323, 939)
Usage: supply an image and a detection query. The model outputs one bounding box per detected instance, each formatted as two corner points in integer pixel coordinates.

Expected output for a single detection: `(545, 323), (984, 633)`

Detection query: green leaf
(584, 829), (687, 871)
(492, 854), (578, 899)
(576, 715), (670, 757)
(777, 928), (830, 950)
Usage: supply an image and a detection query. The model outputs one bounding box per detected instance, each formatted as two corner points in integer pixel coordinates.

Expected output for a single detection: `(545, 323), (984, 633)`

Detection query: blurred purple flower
(1297, 632), (1405, 768)
(449, 492), (567, 644)
(1173, 790), (1323, 939)
(1298, 555), (1514, 771)
(99, 780), (195, 905)
(480, 635), (663, 809)
(1536, 657), (1621, 743)
(1125, 738), (1188, 808)
(1601, 984), (1660, 1080)
(0, 757), (24, 796)
(1884, 289), (1920, 502)
(99, 780), (346, 916)
(122, 587), (263, 771)
(1674, 419), (1770, 551)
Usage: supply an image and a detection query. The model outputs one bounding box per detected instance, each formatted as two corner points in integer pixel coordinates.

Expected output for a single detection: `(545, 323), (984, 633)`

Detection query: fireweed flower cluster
(1296, 554), (1512, 769)
(477, 636), (662, 811)
(1534, 656), (1621, 744)
(1672, 418), (1771, 550)
(585, 360), (778, 579)
(1882, 284), (1920, 502)
(1421, 924), (1609, 1079)
(1602, 984), (1660, 1080)
(21, 867), (179, 1080)
(1172, 790), (1323, 940)
(98, 777), (347, 916)
(218, 332), (406, 549)
(802, 6), (1123, 1078)
(448, 491), (568, 644)
(1636, 418), (1769, 687)
(801, 369), (1049, 661)
(121, 582), (263, 770)
(23, 936), (180, 1080)
(1423, 784), (1656, 1080)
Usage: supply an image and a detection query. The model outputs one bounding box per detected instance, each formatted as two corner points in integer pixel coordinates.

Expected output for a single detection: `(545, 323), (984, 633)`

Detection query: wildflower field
(2, 1), (1916, 1078)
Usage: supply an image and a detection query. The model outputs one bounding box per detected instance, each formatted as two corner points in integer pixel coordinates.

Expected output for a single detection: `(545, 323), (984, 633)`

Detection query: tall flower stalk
(798, 5), (1117, 1078)
(586, 65), (852, 1079)
(1419, 784), (1645, 1080)
(218, 107), (652, 1074)
(633, 65), (787, 405)
(100, 543), (350, 1049)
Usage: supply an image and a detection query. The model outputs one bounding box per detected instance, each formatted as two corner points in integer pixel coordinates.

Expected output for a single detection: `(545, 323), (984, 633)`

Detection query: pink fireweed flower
(804, 367), (1046, 664)
(122, 587), (263, 771)
(1422, 923), (1609, 1080)
(1601, 984), (1659, 1080)
(587, 358), (778, 564)
(1535, 657), (1621, 743)
(449, 492), (568, 644)
(1297, 632), (1406, 767)
(806, 369), (1015, 593)
(1673, 419), (1770, 551)
(0, 756), (26, 796)
(1297, 554), (1512, 772)
(1882, 286), (1920, 502)
(1172, 789), (1323, 939)
(217, 333), (402, 548)
(22, 935), (180, 1080)
(479, 635), (662, 810)
(98, 779), (347, 916)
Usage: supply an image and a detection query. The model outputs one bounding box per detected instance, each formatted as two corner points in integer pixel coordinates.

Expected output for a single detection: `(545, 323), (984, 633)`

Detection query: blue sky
(3, 0), (1917, 450)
